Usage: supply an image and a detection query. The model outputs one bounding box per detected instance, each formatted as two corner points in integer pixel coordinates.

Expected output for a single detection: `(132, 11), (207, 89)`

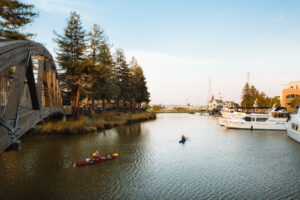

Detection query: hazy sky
(23, 0), (300, 105)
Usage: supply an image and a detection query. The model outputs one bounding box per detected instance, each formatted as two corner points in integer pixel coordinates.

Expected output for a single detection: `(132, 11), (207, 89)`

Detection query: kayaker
(181, 135), (186, 141)
(92, 150), (100, 160)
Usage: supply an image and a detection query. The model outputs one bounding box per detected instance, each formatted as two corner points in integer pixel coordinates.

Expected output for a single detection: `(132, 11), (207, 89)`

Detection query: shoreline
(35, 112), (156, 135)
(155, 111), (200, 114)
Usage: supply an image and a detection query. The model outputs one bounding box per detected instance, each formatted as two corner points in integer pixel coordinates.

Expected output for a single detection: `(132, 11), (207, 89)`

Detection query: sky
(23, 0), (300, 106)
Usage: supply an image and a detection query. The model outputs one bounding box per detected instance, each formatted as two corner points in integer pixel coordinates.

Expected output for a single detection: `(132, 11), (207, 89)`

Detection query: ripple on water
(1, 114), (300, 199)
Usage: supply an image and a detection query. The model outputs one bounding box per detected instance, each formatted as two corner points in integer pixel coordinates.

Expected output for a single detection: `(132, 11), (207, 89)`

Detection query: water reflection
(0, 114), (300, 199)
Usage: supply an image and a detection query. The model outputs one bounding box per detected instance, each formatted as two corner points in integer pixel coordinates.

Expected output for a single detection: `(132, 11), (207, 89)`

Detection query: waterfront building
(223, 101), (239, 109)
(208, 99), (223, 111)
(281, 81), (300, 107)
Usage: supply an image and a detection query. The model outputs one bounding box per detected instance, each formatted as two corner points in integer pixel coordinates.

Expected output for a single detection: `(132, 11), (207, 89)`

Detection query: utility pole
(207, 77), (211, 105)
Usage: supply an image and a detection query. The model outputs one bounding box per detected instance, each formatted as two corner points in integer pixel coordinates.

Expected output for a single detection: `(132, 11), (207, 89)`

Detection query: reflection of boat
(74, 153), (119, 167)
(224, 107), (289, 130)
(202, 113), (209, 116)
(286, 107), (300, 143)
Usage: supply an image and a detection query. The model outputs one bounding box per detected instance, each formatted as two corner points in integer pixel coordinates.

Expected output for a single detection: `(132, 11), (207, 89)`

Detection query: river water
(1, 113), (300, 199)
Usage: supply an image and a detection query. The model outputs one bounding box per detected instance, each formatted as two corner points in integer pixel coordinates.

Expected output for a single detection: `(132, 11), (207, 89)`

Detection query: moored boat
(74, 152), (119, 167)
(218, 111), (246, 126)
(286, 107), (300, 143)
(224, 107), (289, 130)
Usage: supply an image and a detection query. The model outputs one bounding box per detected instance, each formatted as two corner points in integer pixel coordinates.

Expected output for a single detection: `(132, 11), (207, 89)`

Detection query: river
(1, 113), (300, 199)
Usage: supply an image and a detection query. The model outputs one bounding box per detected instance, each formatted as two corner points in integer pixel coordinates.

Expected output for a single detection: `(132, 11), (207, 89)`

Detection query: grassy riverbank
(36, 112), (156, 134)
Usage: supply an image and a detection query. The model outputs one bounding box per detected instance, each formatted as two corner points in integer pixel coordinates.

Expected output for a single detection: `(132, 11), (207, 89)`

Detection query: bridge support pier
(6, 135), (21, 151)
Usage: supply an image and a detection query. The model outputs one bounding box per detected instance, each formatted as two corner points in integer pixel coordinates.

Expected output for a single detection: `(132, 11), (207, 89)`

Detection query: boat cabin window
(291, 123), (299, 131)
(244, 117), (255, 121)
(256, 118), (268, 122)
(272, 113), (289, 118)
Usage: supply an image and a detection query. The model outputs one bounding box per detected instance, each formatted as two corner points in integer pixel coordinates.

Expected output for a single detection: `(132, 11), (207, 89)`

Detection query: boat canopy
(275, 106), (287, 111)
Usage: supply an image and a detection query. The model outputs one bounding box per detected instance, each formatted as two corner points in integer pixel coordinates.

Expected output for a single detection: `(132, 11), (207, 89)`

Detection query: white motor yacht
(224, 107), (289, 130)
(286, 107), (300, 143)
(218, 109), (246, 126)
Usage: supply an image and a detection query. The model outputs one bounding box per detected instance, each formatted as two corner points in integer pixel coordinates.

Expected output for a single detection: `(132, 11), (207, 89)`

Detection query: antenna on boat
(207, 77), (212, 105)
(247, 71), (250, 84)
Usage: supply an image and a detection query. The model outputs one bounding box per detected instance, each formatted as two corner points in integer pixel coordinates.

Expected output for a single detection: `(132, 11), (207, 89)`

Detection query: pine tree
(250, 85), (258, 106)
(95, 41), (114, 110)
(114, 49), (131, 110)
(0, 0), (37, 40)
(241, 83), (251, 107)
(54, 11), (86, 119)
(130, 57), (150, 109)
(87, 24), (105, 112)
(256, 92), (267, 107)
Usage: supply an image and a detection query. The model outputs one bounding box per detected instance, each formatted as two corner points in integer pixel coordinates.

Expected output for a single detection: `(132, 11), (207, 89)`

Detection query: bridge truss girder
(0, 40), (64, 152)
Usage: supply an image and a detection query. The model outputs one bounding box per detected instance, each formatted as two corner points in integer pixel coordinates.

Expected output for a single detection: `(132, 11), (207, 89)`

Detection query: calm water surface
(1, 113), (300, 199)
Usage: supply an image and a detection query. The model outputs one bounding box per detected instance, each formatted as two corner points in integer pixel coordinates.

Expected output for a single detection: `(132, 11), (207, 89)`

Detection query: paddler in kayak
(179, 135), (187, 143)
(92, 150), (100, 160)
(181, 135), (186, 141)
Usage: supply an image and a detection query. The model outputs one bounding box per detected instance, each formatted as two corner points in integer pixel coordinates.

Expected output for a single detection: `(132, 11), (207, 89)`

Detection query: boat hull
(218, 117), (226, 126)
(287, 124), (300, 143)
(179, 139), (186, 143)
(225, 121), (286, 131)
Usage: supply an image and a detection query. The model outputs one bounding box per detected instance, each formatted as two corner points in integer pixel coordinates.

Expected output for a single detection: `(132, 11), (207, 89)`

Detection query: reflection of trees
(115, 123), (142, 142)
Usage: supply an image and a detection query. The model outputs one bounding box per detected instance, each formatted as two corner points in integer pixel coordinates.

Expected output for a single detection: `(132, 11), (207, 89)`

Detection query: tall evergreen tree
(0, 0), (37, 40)
(241, 83), (251, 107)
(54, 11), (87, 119)
(87, 24), (105, 112)
(130, 57), (150, 109)
(95, 41), (114, 110)
(114, 49), (131, 110)
(250, 85), (258, 106)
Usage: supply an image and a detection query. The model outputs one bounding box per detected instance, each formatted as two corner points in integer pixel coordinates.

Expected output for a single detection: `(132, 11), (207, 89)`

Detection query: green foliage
(241, 83), (281, 108)
(83, 109), (92, 118)
(54, 11), (87, 119)
(271, 96), (281, 107)
(0, 0), (37, 40)
(241, 83), (253, 107)
(130, 57), (150, 106)
(114, 49), (131, 104)
(290, 96), (300, 108)
(152, 105), (161, 111)
(54, 12), (151, 116)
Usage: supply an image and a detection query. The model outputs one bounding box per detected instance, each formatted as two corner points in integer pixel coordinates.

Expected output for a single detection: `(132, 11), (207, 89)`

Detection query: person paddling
(92, 150), (100, 160)
(179, 135), (187, 143)
(181, 135), (186, 141)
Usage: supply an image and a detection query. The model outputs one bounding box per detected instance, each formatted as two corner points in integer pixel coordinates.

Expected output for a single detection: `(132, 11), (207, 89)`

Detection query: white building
(208, 99), (223, 111)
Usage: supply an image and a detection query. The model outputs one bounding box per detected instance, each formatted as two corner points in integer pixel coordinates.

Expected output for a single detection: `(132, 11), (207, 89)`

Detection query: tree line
(241, 83), (280, 108)
(0, 1), (150, 119)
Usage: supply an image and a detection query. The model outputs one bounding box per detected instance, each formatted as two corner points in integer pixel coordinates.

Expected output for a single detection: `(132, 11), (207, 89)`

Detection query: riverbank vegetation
(36, 112), (156, 134)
